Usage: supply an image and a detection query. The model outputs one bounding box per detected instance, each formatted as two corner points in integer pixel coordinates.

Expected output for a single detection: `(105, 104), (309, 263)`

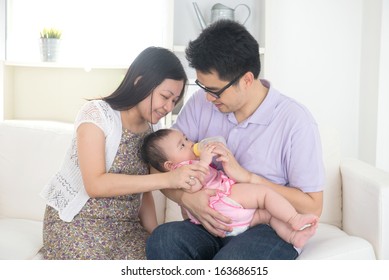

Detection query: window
(6, 0), (172, 65)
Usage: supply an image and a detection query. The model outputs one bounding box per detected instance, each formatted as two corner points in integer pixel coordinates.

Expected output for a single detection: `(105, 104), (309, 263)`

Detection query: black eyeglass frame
(194, 72), (245, 99)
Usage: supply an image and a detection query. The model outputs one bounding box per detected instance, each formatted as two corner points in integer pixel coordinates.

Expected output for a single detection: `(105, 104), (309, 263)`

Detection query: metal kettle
(193, 2), (251, 30)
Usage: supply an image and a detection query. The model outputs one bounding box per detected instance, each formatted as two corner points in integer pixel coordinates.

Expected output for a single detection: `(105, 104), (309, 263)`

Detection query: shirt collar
(224, 79), (281, 127)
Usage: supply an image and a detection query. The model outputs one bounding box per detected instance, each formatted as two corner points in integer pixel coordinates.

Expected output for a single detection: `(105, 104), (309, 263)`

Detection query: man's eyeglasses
(194, 73), (244, 99)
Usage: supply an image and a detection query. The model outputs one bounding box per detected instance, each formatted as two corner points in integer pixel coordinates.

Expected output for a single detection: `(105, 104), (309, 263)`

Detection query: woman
(40, 47), (208, 260)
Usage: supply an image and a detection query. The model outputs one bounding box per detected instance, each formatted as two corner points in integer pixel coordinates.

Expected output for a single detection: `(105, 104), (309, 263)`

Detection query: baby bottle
(193, 136), (226, 156)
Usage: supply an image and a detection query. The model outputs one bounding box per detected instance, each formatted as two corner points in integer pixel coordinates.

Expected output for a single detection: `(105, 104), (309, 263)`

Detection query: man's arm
(213, 143), (323, 217)
(161, 187), (232, 237)
(249, 173), (323, 216)
(151, 166), (232, 237)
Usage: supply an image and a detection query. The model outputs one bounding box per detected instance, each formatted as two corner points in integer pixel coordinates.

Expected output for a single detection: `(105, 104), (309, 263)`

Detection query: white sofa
(0, 119), (388, 260)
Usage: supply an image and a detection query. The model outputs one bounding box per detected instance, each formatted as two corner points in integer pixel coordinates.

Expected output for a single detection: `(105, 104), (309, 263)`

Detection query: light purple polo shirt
(173, 80), (325, 193)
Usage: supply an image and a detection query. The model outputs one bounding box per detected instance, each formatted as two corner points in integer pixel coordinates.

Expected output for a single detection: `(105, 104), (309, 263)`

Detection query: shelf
(172, 45), (186, 52)
(173, 45), (265, 55)
(4, 61), (129, 70)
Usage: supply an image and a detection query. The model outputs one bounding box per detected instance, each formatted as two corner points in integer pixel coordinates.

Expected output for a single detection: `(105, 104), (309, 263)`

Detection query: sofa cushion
(165, 197), (183, 222)
(0, 218), (43, 260)
(298, 223), (375, 259)
(0, 120), (73, 221)
(152, 190), (167, 225)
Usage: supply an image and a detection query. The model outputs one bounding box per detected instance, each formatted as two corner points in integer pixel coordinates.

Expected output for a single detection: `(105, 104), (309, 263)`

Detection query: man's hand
(181, 189), (232, 237)
(212, 143), (251, 183)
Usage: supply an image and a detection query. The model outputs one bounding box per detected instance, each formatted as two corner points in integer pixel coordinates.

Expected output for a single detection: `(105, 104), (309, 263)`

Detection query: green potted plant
(40, 28), (62, 62)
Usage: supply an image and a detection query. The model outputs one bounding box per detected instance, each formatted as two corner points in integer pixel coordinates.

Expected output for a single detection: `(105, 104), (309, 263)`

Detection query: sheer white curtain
(6, 0), (172, 65)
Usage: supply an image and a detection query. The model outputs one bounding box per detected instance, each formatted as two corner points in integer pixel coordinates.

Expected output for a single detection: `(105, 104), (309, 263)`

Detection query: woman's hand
(181, 189), (232, 237)
(168, 163), (209, 191)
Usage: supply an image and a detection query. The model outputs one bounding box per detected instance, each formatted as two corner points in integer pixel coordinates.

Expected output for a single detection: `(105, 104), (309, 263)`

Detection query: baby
(141, 128), (319, 248)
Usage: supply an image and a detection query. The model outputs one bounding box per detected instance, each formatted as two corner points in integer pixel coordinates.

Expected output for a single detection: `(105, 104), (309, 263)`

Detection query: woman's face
(140, 79), (184, 124)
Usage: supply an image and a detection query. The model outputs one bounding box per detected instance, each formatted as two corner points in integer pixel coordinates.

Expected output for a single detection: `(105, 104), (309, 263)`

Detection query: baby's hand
(200, 144), (216, 164)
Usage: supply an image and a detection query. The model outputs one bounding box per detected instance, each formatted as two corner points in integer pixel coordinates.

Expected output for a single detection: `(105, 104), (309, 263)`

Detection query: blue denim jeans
(146, 220), (298, 260)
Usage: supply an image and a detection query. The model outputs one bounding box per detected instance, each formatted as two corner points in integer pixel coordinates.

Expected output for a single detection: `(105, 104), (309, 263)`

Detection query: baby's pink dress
(175, 160), (256, 236)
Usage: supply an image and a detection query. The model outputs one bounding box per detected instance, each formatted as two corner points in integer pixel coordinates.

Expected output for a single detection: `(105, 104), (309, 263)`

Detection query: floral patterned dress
(42, 128), (151, 260)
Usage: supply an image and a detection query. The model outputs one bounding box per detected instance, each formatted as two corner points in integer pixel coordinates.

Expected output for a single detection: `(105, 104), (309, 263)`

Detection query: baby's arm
(198, 144), (215, 168)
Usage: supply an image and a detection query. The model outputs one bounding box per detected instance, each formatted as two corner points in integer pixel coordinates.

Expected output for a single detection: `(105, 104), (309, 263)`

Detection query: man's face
(195, 70), (247, 114)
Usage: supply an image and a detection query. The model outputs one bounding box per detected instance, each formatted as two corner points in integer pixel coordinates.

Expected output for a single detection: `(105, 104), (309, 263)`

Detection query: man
(147, 20), (325, 260)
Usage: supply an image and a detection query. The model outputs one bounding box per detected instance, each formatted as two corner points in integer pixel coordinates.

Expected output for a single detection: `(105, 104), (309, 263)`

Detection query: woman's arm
(139, 192), (158, 233)
(77, 123), (208, 198)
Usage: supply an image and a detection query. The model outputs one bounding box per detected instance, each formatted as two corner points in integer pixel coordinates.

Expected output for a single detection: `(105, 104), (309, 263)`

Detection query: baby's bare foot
(289, 213), (318, 231)
(290, 223), (318, 248)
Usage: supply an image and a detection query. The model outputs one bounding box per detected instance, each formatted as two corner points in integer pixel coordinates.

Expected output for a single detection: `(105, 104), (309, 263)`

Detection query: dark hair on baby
(141, 129), (174, 172)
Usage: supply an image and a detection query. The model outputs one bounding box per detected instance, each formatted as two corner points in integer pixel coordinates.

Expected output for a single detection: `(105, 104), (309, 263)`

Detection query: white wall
(376, 0), (389, 171)
(0, 0), (6, 120)
(359, 0), (382, 166)
(0, 0), (5, 60)
(3, 65), (125, 122)
(265, 0), (388, 171)
(265, 0), (361, 160)
(6, 0), (172, 65)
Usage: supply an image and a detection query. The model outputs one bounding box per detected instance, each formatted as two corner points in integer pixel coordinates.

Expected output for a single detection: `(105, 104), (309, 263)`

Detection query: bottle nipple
(193, 143), (201, 157)
(192, 136), (226, 157)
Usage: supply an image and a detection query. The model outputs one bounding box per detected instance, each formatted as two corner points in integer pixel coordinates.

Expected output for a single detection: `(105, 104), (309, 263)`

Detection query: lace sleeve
(74, 100), (113, 136)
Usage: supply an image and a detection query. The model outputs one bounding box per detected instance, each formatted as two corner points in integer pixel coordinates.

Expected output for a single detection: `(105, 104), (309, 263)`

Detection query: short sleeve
(74, 100), (113, 136)
(287, 121), (325, 192)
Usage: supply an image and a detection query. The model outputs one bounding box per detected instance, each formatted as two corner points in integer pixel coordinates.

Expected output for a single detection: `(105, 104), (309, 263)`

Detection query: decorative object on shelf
(39, 28), (62, 62)
(192, 2), (251, 30)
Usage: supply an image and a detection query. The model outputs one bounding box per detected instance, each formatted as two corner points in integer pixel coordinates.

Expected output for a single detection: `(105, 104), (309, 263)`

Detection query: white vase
(40, 38), (61, 62)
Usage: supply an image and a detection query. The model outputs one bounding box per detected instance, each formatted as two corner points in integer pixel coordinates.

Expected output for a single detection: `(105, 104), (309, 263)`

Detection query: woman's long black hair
(102, 47), (187, 111)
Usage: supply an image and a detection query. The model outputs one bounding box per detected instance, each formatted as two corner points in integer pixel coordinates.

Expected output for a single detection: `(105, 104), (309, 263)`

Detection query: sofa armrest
(340, 159), (389, 259)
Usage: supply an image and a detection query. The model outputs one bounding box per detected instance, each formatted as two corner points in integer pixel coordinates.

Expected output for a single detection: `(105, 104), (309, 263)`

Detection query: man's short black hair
(186, 20), (260, 81)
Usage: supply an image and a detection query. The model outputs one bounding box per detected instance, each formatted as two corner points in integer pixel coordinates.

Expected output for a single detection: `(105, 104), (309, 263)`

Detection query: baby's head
(141, 128), (197, 172)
